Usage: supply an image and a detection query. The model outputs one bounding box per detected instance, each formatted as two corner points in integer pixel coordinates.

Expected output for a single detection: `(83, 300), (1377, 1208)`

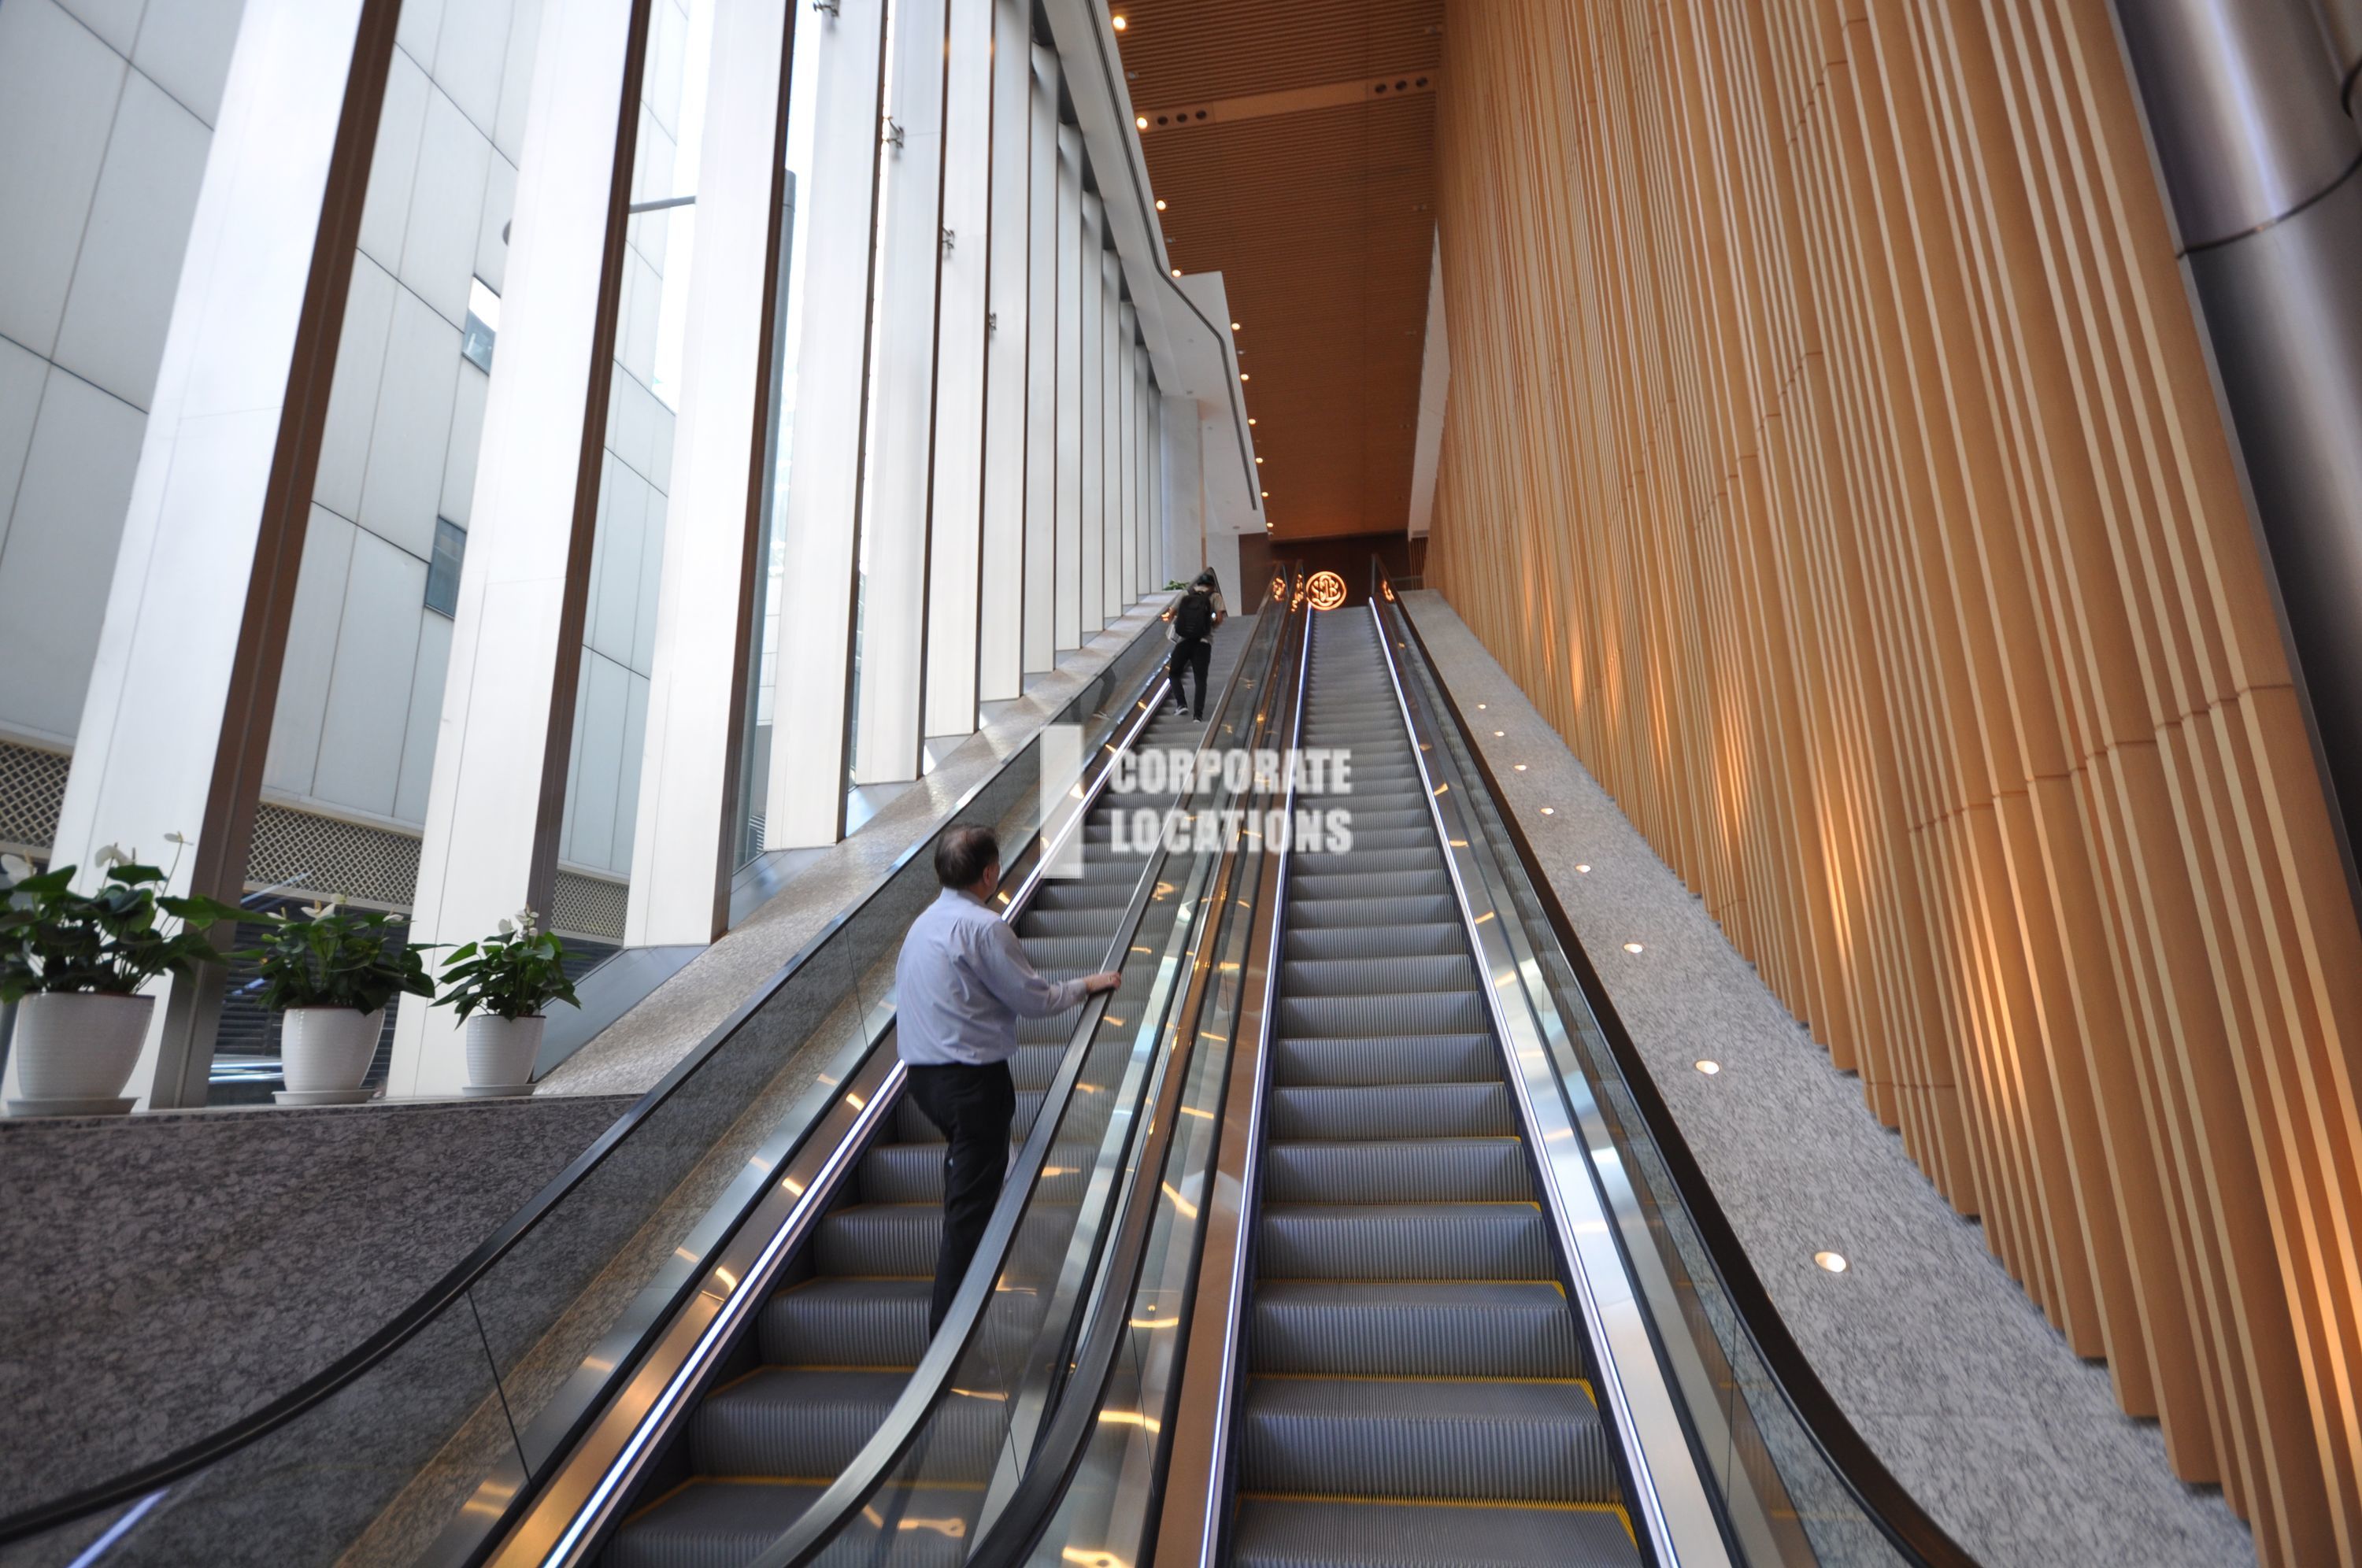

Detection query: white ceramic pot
(280, 1006), (384, 1095)
(464, 1013), (545, 1094)
(12, 992), (154, 1108)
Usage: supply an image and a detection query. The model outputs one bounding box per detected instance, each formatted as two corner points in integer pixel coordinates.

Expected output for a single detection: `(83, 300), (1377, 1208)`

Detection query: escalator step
(813, 1204), (941, 1278)
(760, 1276), (929, 1368)
(1229, 1497), (1638, 1568)
(1283, 923), (1469, 963)
(1282, 892), (1460, 930)
(1237, 1375), (1620, 1503)
(1278, 954), (1474, 997)
(1257, 1202), (1553, 1281)
(1287, 868), (1453, 903)
(1267, 1080), (1516, 1140)
(1272, 1032), (1498, 1085)
(1275, 990), (1490, 1038)
(1262, 1137), (1533, 1204)
(1249, 1280), (1581, 1378)
(690, 1366), (908, 1477)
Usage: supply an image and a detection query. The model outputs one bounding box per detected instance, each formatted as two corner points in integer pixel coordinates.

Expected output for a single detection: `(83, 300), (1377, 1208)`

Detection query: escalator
(1224, 608), (1638, 1566)
(602, 629), (1253, 1566)
(961, 579), (1975, 1568)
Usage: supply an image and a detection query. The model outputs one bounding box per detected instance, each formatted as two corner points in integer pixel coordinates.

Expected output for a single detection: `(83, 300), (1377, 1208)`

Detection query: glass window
(425, 517), (466, 617)
(461, 277), (501, 373)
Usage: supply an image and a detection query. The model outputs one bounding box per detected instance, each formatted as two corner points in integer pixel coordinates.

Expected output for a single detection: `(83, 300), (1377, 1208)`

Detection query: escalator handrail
(1372, 564), (1975, 1567)
(963, 593), (1315, 1568)
(750, 582), (1298, 1567)
(0, 613), (1183, 1549)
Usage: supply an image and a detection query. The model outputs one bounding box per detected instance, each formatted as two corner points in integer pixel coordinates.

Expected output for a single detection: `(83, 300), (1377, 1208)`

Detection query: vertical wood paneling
(1427, 4), (2362, 1562)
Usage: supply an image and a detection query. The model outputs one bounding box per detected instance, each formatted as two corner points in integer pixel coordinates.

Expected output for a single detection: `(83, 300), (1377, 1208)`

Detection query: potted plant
(1, 843), (239, 1115)
(434, 908), (579, 1097)
(236, 898), (435, 1105)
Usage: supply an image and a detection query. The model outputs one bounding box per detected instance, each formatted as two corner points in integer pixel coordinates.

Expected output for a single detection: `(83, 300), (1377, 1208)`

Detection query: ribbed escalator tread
(1230, 1497), (1638, 1568)
(1237, 1375), (1620, 1503)
(1249, 1279), (1583, 1378)
(1256, 1202), (1553, 1280)
(1262, 1137), (1533, 1204)
(759, 1276), (930, 1367)
(1219, 608), (1632, 1565)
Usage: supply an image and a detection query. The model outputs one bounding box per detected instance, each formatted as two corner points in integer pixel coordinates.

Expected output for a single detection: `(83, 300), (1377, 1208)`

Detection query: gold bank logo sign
(1038, 733), (1357, 877)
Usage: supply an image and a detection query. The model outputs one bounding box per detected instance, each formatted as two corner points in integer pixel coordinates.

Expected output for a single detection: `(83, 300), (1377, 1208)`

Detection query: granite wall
(0, 1093), (633, 1518)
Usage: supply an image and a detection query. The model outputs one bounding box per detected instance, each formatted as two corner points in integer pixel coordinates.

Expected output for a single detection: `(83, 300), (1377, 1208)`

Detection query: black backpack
(1175, 591), (1215, 641)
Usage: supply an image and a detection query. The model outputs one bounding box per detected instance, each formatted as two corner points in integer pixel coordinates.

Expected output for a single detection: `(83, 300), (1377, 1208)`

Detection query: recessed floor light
(1477, 704), (1487, 710)
(1815, 1251), (1849, 1274)
(1513, 764), (1527, 771)
(1576, 864), (1590, 873)
(1493, 729), (1505, 736)
(1540, 807), (1555, 815)
(1137, 115), (1149, 128)
(1623, 941), (1644, 953)
(1694, 1060), (1721, 1075)
(1155, 198), (1165, 209)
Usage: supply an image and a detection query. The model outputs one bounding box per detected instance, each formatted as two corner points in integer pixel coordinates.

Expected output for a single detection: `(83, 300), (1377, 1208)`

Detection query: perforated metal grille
(0, 738), (70, 853)
(245, 804), (422, 909)
(553, 869), (628, 941)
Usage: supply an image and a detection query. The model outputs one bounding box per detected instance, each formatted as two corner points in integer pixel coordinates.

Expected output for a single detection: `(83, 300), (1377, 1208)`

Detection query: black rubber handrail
(1372, 562), (1975, 1568)
(752, 575), (1301, 1567)
(0, 616), (1179, 1548)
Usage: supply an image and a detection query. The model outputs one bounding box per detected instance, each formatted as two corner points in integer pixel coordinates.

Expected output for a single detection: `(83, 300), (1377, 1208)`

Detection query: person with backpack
(1168, 569), (1225, 719)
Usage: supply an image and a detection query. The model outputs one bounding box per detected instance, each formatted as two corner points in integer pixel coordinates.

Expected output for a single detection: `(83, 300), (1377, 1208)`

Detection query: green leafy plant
(0, 843), (242, 1005)
(434, 908), (580, 1022)
(235, 898), (435, 1015)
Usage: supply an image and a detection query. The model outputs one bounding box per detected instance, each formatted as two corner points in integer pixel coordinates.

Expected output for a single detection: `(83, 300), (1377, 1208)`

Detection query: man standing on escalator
(1168, 569), (1225, 720)
(895, 826), (1123, 1334)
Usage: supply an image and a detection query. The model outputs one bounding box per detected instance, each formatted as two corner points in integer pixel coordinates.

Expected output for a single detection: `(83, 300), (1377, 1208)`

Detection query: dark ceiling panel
(1117, 0), (1443, 541)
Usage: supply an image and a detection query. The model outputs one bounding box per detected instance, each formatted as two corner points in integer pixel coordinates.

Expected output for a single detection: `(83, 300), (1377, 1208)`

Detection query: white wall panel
(439, 360), (489, 527)
(593, 465), (646, 667)
(1021, 48), (1058, 676)
(976, 0), (1030, 704)
(626, 0), (789, 937)
(399, 87), (493, 328)
(0, 371), (145, 742)
(567, 650), (631, 871)
(59, 0), (143, 55)
(261, 507), (355, 797)
(850, 0), (947, 785)
(313, 255), (396, 523)
(357, 50), (428, 275)
(313, 530), (427, 819)
(357, 288), (458, 559)
(131, 0), (244, 126)
(766, 0), (889, 846)
(0, 1), (125, 358)
(394, 0), (635, 1095)
(1054, 122), (1081, 653)
(395, 0), (444, 65)
(1077, 194), (1102, 634)
(476, 152), (520, 294)
(395, 608), (452, 823)
(1115, 298), (1134, 614)
(432, 0), (513, 135)
(52, 75), (210, 409)
(494, 0), (545, 162)
(921, 0), (993, 741)
(0, 341), (47, 558)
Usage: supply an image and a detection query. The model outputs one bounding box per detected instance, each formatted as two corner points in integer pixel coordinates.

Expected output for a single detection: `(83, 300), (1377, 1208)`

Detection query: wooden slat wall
(1425, 5), (2362, 1562)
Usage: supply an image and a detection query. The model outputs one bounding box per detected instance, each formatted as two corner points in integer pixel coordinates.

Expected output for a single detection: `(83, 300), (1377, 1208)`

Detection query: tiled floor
(1401, 591), (2253, 1568)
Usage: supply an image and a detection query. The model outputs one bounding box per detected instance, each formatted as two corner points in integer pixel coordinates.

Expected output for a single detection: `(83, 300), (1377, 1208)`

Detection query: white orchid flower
(94, 842), (129, 868)
(497, 917), (516, 937)
(1, 852), (32, 882)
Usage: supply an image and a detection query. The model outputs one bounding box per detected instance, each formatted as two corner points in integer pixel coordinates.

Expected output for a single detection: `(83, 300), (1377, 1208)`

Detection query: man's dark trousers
(1170, 637), (1212, 718)
(904, 1060), (1017, 1333)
